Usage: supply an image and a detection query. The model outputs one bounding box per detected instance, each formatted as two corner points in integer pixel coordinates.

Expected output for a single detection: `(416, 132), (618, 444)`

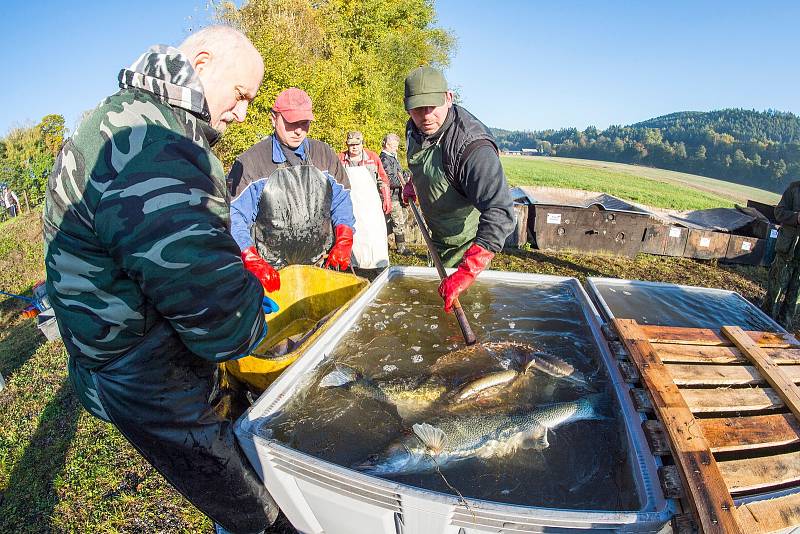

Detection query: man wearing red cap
(402, 66), (515, 313)
(228, 88), (355, 290)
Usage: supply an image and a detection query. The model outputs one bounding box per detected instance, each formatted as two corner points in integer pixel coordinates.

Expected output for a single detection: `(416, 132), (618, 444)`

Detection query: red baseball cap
(272, 87), (315, 123)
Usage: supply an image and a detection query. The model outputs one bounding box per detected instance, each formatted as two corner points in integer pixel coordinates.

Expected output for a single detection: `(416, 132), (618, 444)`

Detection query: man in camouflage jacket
(44, 27), (278, 533)
(764, 180), (800, 329)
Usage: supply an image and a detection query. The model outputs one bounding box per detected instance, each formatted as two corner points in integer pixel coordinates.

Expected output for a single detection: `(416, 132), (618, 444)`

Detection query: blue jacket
(228, 136), (355, 251)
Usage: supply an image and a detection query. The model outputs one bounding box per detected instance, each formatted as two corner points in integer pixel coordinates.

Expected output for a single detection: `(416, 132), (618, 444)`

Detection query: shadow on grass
(501, 247), (605, 279)
(0, 379), (80, 533)
(0, 299), (44, 382)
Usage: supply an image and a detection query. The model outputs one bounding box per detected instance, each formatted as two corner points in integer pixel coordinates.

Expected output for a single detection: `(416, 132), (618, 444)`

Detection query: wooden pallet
(613, 319), (800, 534)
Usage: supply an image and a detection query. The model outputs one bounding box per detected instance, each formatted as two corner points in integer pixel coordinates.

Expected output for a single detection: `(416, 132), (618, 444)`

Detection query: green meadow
(501, 156), (781, 211)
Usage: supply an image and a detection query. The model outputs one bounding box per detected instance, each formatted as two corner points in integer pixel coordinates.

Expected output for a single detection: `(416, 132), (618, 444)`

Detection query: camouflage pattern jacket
(43, 46), (266, 420)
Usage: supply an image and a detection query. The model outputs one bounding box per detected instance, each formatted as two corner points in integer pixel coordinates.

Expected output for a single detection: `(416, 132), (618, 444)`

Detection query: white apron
(345, 166), (389, 268)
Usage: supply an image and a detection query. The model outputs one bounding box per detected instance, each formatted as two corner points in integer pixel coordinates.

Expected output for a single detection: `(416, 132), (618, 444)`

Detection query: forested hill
(492, 109), (800, 194)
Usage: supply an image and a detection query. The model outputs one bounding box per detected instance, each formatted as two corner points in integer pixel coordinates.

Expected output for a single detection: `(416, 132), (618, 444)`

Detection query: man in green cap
(402, 66), (515, 313)
(763, 180), (800, 328)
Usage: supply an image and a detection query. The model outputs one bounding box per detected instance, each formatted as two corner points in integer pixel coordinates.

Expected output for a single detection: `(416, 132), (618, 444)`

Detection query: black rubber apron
(252, 151), (333, 269)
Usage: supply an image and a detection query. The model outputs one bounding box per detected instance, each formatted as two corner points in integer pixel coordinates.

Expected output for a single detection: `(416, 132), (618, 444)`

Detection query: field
(0, 200), (781, 533)
(501, 155), (781, 209)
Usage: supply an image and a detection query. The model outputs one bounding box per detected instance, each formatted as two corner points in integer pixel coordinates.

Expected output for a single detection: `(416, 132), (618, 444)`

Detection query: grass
(0, 207), (782, 534)
(501, 156), (780, 210)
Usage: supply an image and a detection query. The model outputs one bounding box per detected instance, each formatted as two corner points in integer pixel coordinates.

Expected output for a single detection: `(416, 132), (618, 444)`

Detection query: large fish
(319, 365), (449, 419)
(524, 351), (588, 386)
(432, 342), (589, 388)
(357, 394), (608, 476)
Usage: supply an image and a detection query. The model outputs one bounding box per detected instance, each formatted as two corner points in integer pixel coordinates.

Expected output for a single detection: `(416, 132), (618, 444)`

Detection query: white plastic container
(236, 267), (675, 533)
(36, 310), (61, 341)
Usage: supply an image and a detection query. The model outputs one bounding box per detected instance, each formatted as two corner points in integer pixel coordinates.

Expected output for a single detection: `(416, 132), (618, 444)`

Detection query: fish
(432, 342), (588, 388)
(429, 341), (539, 377)
(357, 394), (608, 476)
(319, 364), (448, 419)
(450, 369), (521, 403)
(524, 351), (588, 386)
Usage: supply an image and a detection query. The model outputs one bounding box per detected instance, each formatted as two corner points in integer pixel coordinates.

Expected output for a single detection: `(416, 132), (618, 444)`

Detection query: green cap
(404, 66), (448, 110)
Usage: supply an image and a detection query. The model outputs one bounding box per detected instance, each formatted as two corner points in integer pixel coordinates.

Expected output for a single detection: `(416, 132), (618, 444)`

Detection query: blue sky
(1, 1), (798, 135)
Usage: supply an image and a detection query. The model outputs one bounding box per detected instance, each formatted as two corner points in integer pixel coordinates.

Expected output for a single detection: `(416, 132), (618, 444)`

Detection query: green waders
(407, 135), (480, 267)
(763, 225), (800, 329)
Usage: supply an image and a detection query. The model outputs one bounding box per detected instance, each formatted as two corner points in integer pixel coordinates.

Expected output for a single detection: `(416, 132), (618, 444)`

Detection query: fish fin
(523, 429), (549, 450)
(587, 393), (614, 420)
(319, 365), (359, 388)
(520, 425), (549, 450)
(412, 423), (448, 454)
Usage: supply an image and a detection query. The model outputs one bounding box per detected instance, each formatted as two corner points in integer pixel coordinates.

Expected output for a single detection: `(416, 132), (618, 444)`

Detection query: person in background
(379, 133), (412, 255)
(402, 66), (515, 313)
(228, 88), (355, 291)
(1, 183), (20, 218)
(339, 130), (392, 217)
(43, 26), (280, 534)
(763, 180), (800, 329)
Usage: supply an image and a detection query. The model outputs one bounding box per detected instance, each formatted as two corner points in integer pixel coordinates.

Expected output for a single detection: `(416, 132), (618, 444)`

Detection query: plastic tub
(236, 267), (674, 533)
(224, 265), (368, 391)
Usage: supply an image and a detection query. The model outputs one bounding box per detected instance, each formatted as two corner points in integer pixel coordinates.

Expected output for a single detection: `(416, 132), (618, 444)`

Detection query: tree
(0, 114), (65, 204)
(694, 144), (707, 160)
(212, 0), (455, 168)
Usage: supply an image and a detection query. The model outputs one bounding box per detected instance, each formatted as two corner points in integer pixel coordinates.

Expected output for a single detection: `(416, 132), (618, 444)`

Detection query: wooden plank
(659, 465), (685, 499)
(682, 388), (784, 413)
(653, 343), (800, 365)
(671, 513), (698, 534)
(736, 492), (800, 534)
(638, 325), (800, 348)
(618, 360), (640, 382)
(723, 325), (800, 423)
(642, 420), (671, 455)
(630, 388), (654, 412)
(719, 450), (800, 493)
(667, 363), (800, 386)
(698, 414), (800, 452)
(613, 319), (741, 534)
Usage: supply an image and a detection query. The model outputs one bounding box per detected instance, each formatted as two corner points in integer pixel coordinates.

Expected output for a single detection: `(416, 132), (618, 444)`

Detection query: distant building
(521, 148), (539, 156)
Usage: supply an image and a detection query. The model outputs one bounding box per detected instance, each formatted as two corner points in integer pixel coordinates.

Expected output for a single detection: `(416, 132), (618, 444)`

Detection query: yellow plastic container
(223, 265), (368, 391)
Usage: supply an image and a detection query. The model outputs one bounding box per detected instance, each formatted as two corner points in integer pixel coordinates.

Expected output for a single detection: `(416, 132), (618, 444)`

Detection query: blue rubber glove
(262, 296), (280, 315)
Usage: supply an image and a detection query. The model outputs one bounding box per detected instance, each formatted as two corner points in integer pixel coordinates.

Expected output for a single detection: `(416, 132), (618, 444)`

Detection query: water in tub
(256, 276), (640, 510)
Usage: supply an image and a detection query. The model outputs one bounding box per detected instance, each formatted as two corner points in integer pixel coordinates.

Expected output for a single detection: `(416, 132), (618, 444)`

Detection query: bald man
(44, 26), (279, 533)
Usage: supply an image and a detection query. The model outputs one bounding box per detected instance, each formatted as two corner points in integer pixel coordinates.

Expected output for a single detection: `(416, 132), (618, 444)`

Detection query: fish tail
(582, 393), (613, 421)
(319, 364), (360, 388)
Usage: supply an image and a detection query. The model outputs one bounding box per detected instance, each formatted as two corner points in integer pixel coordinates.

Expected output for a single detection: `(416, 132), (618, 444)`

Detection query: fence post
(23, 191), (30, 213)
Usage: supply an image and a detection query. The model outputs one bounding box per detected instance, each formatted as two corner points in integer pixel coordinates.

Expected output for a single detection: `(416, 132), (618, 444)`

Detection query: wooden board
(723, 235), (766, 266)
(641, 223), (688, 256)
(723, 325), (800, 423)
(719, 450), (800, 493)
(681, 387), (784, 413)
(683, 229), (730, 260)
(531, 204), (649, 257)
(653, 343), (800, 365)
(613, 319), (742, 534)
(638, 325), (800, 348)
(698, 414), (800, 452)
(666, 363), (800, 386)
(736, 492), (800, 534)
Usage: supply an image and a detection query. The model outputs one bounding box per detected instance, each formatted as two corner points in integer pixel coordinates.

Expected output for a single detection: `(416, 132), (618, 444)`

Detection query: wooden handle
(399, 173), (477, 346)
(453, 300), (477, 345)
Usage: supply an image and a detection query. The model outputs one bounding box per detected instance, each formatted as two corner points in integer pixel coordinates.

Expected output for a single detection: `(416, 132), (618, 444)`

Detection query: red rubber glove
(401, 178), (416, 205)
(381, 184), (392, 215)
(241, 246), (280, 293)
(438, 243), (494, 313)
(325, 225), (354, 271)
